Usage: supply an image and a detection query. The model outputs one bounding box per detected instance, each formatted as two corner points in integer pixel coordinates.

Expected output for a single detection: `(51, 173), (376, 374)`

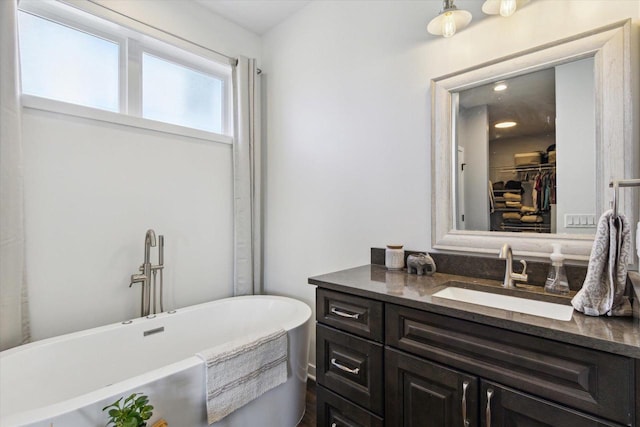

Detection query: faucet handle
(519, 260), (527, 275)
(512, 260), (528, 283)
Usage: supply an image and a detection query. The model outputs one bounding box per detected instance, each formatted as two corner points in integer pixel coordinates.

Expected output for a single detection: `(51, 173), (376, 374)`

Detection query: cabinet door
(386, 304), (633, 425)
(480, 381), (622, 427)
(386, 348), (479, 427)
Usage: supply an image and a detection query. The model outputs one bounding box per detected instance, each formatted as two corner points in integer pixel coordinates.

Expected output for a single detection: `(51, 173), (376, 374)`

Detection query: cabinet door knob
(330, 358), (360, 375)
(330, 307), (360, 319)
(462, 380), (470, 427)
(486, 388), (494, 427)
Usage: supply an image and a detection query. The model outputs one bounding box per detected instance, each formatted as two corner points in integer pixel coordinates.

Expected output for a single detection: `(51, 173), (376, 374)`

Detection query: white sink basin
(432, 286), (574, 321)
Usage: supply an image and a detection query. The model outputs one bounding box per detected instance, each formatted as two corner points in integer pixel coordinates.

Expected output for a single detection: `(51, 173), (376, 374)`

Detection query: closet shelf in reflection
(501, 223), (551, 233)
(492, 163), (556, 173)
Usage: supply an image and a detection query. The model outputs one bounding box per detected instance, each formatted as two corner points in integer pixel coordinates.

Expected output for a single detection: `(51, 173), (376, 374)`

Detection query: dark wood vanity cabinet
(385, 351), (624, 427)
(316, 288), (636, 427)
(317, 386), (384, 427)
(480, 381), (622, 427)
(386, 304), (634, 426)
(316, 289), (384, 427)
(386, 347), (479, 426)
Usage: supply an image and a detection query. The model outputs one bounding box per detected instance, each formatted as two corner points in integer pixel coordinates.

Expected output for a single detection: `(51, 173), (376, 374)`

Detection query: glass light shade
(482, 0), (527, 16)
(427, 8), (472, 37)
(500, 0), (517, 16)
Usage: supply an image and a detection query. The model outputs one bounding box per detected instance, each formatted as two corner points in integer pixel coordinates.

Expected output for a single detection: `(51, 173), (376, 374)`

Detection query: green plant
(102, 393), (153, 427)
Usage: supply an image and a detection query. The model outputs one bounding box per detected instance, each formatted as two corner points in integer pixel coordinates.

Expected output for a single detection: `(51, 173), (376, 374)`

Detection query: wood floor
(297, 379), (317, 427)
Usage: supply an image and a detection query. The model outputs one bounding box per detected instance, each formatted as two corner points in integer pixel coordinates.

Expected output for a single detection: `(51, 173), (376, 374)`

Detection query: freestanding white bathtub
(0, 295), (312, 427)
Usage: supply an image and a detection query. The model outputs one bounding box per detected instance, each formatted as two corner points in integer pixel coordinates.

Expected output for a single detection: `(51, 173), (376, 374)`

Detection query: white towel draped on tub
(571, 209), (632, 317)
(196, 328), (288, 424)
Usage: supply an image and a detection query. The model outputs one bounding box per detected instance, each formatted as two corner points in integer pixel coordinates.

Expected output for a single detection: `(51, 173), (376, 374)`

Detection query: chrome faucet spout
(130, 229), (164, 318)
(498, 243), (527, 288)
(498, 243), (514, 288)
(498, 243), (511, 260)
(144, 229), (157, 264)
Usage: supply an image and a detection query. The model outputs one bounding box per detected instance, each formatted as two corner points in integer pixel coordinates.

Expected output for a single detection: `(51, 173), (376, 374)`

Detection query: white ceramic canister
(385, 245), (405, 270)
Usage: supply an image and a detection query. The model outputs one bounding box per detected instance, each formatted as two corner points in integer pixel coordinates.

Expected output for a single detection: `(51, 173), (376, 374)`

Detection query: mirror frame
(431, 20), (636, 262)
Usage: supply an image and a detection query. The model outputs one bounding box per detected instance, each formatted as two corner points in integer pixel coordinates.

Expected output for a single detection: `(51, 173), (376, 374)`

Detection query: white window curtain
(1, 0), (30, 350)
(232, 57), (261, 296)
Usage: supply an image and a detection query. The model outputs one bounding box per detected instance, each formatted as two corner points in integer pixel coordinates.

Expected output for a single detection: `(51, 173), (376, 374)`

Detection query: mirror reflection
(455, 57), (596, 235)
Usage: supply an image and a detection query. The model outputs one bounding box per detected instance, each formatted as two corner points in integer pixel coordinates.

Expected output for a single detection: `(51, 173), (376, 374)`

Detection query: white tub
(0, 295), (312, 427)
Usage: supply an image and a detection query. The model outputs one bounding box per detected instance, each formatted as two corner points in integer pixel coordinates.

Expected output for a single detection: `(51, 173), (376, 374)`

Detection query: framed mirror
(431, 20), (636, 262)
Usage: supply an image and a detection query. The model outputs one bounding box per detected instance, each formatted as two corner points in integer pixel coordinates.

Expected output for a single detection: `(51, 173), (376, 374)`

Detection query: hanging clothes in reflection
(533, 170), (556, 211)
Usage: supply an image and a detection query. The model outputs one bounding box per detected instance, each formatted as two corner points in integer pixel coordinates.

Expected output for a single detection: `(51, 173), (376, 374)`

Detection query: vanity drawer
(317, 289), (383, 342)
(317, 385), (383, 427)
(317, 324), (384, 415)
(386, 304), (633, 425)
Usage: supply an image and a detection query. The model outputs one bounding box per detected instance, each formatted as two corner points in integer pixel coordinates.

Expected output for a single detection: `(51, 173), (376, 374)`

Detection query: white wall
(91, 0), (261, 60)
(23, 110), (233, 339)
(261, 1), (639, 370)
(556, 58), (596, 234)
(458, 105), (489, 231)
(23, 1), (261, 340)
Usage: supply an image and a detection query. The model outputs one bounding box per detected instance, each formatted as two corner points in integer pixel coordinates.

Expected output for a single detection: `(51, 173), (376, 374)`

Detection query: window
(17, 1), (232, 139)
(19, 12), (120, 112)
(142, 53), (224, 134)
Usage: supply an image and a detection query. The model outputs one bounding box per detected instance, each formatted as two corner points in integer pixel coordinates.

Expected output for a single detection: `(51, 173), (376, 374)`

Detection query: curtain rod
(85, 0), (238, 65)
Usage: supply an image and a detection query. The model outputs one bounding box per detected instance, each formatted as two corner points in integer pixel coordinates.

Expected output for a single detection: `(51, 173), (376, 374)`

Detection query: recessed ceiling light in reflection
(493, 81), (508, 91)
(495, 121), (517, 128)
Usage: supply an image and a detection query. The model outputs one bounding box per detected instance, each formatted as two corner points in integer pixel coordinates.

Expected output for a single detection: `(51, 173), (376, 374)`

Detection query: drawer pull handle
(331, 358), (360, 375)
(486, 388), (494, 427)
(330, 307), (360, 319)
(462, 380), (469, 427)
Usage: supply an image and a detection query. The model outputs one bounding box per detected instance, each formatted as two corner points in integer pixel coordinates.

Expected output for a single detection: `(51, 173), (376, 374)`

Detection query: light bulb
(495, 121), (517, 128)
(493, 82), (508, 92)
(442, 12), (457, 38)
(499, 0), (517, 17)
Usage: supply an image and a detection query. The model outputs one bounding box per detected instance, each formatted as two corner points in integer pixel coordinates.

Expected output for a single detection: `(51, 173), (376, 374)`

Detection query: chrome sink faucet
(498, 243), (528, 288)
(130, 229), (165, 317)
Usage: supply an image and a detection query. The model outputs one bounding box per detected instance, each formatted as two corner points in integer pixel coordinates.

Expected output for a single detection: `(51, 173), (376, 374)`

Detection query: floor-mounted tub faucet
(498, 243), (528, 288)
(130, 229), (164, 317)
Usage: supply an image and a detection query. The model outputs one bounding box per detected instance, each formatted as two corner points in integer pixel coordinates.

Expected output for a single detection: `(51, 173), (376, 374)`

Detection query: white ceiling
(193, 1), (532, 37)
(459, 67), (556, 141)
(194, 0), (312, 35)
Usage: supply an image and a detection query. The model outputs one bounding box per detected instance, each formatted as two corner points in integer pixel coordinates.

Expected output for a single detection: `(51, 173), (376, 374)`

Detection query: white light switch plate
(564, 214), (596, 228)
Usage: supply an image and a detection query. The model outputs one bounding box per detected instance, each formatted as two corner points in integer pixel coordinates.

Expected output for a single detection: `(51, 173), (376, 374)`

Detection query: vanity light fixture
(493, 81), (508, 91)
(495, 121), (517, 128)
(427, 0), (472, 38)
(482, 0), (528, 17)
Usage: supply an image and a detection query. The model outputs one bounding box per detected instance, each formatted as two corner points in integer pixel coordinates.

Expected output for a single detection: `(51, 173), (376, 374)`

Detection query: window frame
(17, 0), (233, 144)
(137, 45), (230, 134)
(18, 7), (127, 113)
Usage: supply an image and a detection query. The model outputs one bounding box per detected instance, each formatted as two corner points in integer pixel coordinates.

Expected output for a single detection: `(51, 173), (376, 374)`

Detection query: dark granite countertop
(309, 264), (640, 358)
